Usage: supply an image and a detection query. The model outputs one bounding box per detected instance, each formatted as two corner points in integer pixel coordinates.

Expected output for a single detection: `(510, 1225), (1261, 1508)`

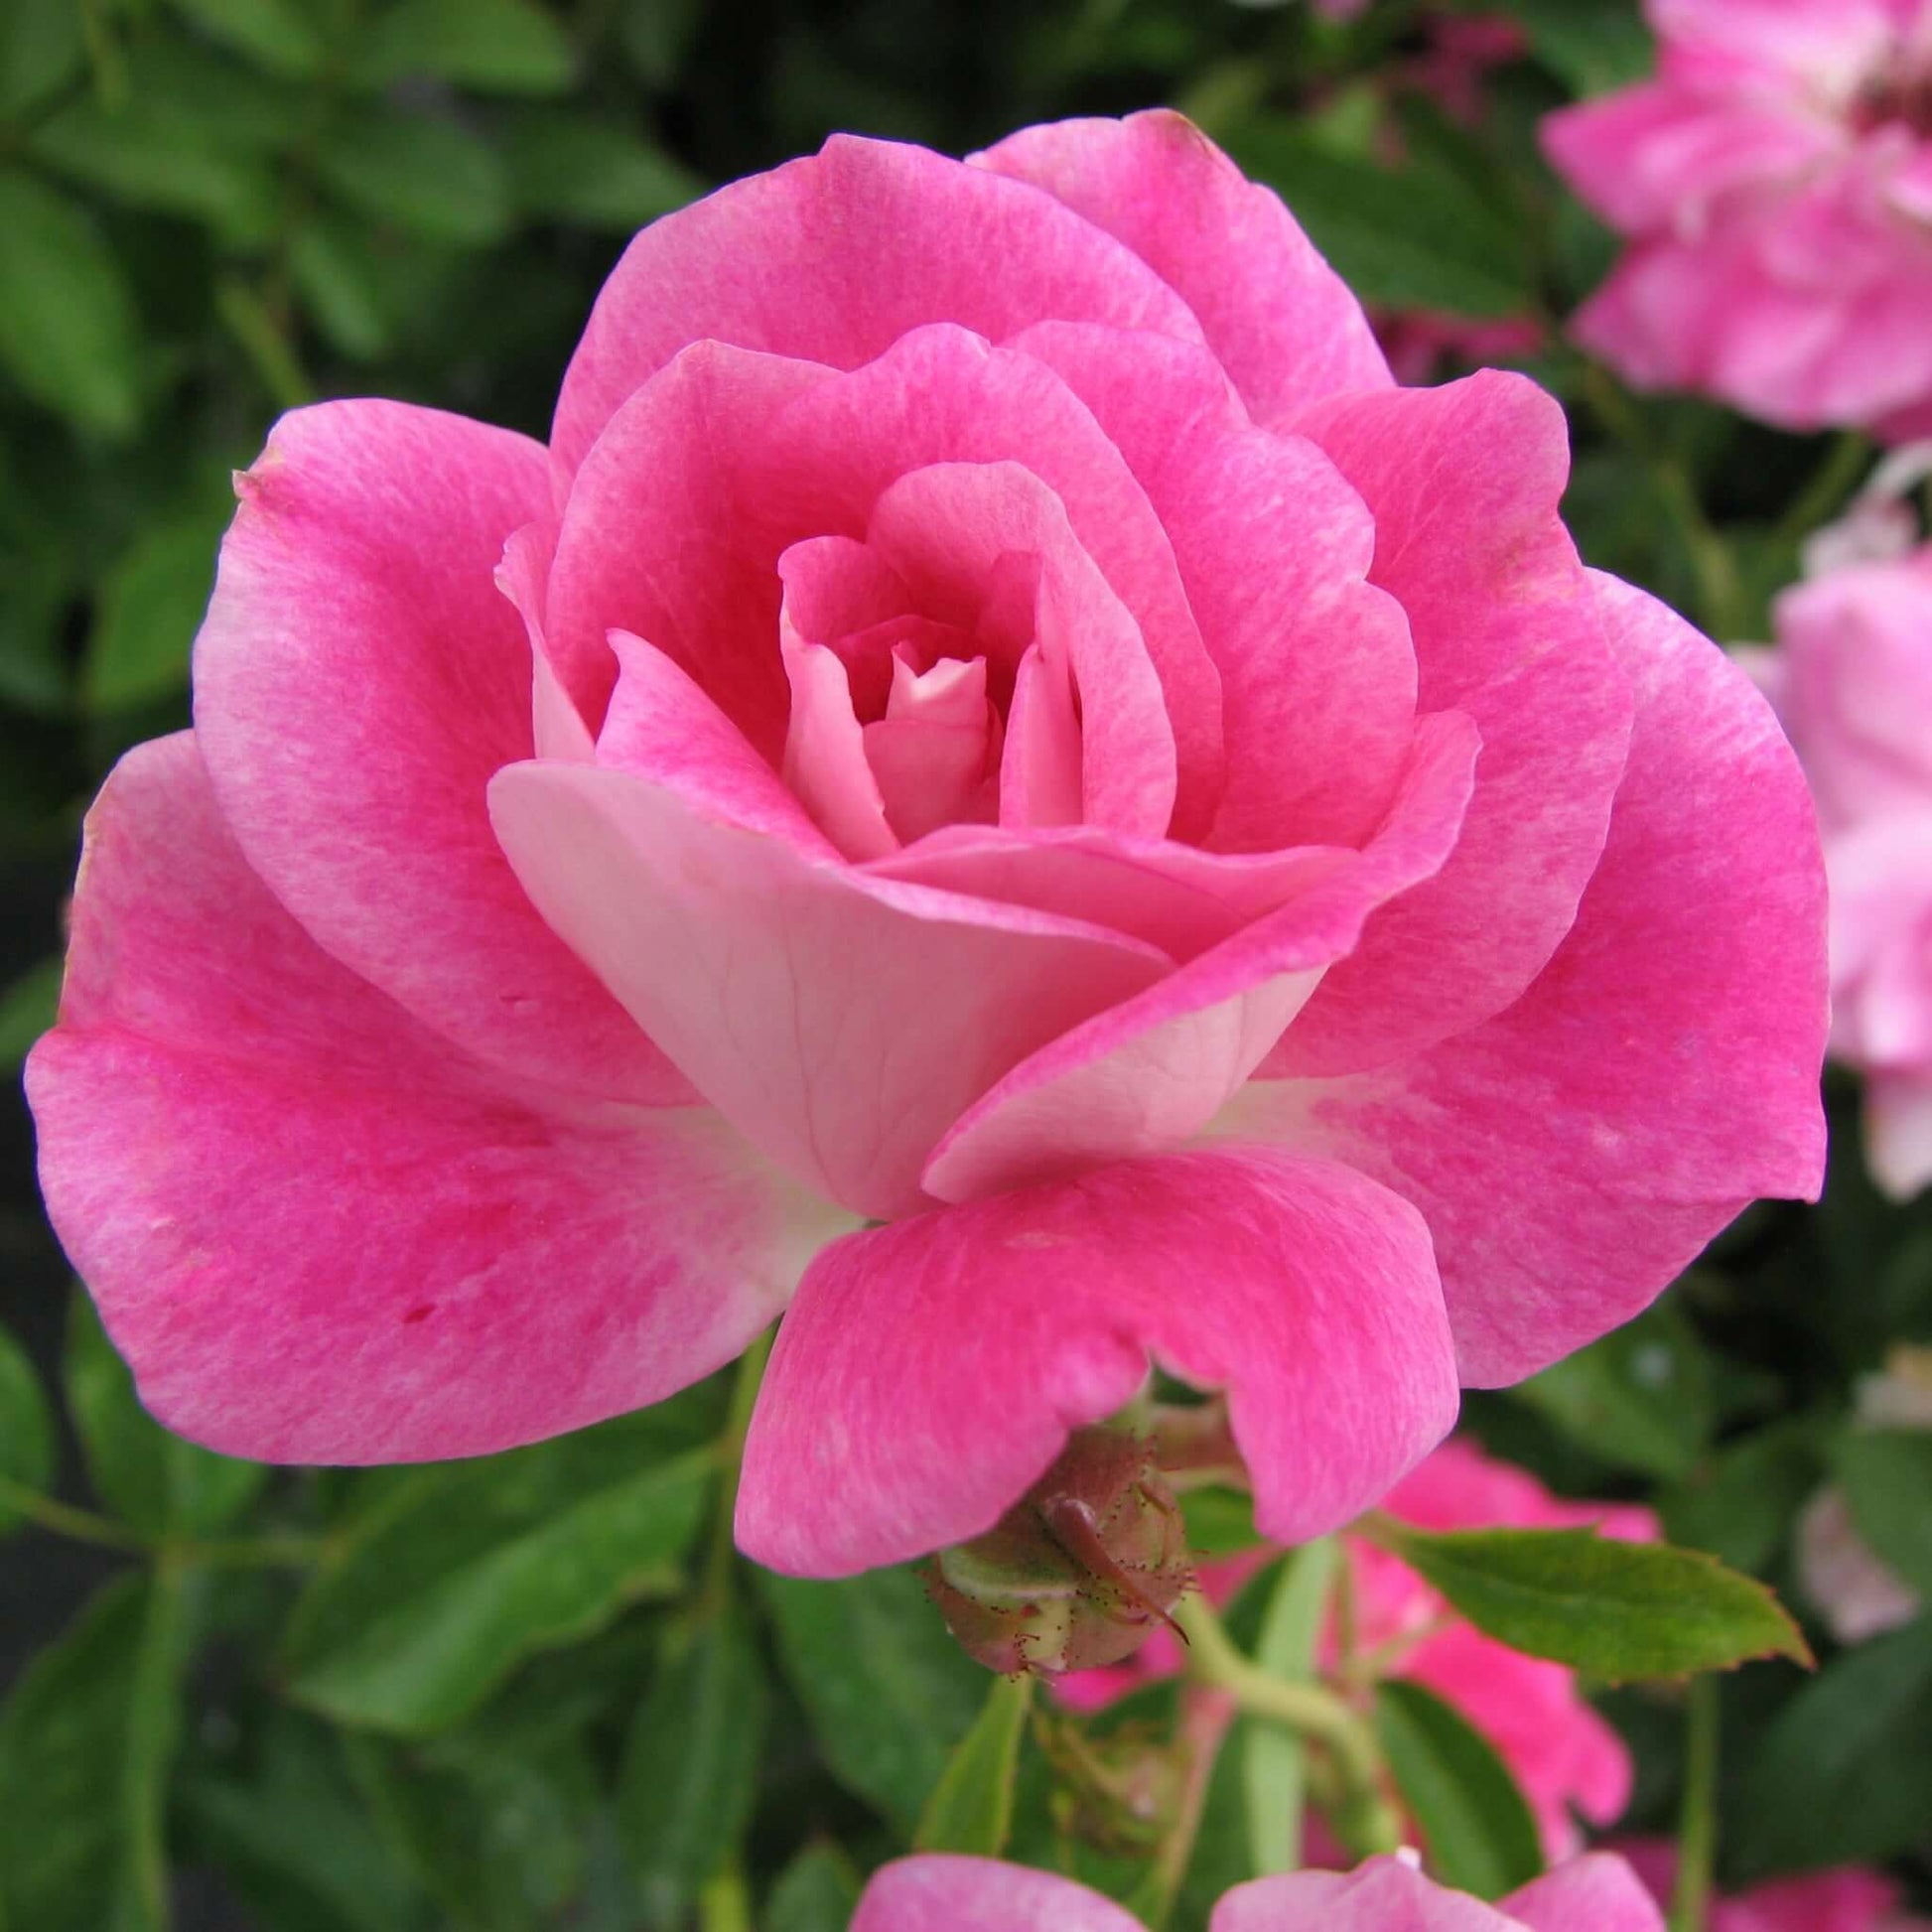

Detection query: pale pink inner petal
(864, 654), (1001, 843)
(779, 639), (896, 862)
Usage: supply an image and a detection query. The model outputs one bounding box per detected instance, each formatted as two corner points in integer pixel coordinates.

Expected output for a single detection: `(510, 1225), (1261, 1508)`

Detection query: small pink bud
(925, 1427), (1193, 1676)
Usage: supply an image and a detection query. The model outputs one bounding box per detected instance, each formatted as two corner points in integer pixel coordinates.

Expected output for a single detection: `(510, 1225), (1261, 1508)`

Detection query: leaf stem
(1669, 1676), (1722, 1932)
(0, 1475), (143, 1551)
(0, 1474), (323, 1567)
(703, 1326), (774, 1606)
(1173, 1590), (1400, 1854)
(1776, 430), (1872, 544)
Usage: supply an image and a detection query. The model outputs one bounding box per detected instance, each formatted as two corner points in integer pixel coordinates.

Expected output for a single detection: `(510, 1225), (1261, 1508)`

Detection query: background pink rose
(1622, 1842), (1932, 1932)
(1764, 544), (1932, 1195)
(27, 112), (1827, 1581)
(1543, 0), (1932, 435)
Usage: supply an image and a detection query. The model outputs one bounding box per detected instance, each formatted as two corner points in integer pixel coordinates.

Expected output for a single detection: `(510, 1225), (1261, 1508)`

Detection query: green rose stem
(0, 1471), (320, 1568)
(1669, 1675), (1722, 1932)
(1171, 1588), (1402, 1857)
(703, 1324), (774, 1610)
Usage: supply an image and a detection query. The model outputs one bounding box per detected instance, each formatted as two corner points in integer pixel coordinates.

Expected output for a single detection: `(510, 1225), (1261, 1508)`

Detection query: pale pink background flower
(1543, 0), (1932, 435)
(26, 114), (1827, 1580)
(854, 1851), (1666, 1931)
(1061, 1438), (1653, 1857)
(1765, 544), (1932, 1195)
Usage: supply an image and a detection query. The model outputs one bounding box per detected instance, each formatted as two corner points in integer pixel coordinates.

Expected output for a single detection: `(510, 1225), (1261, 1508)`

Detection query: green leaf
(0, 0), (86, 117)
(0, 957), (62, 1075)
(1733, 1615), (1932, 1875)
(289, 215), (391, 359)
(620, 1606), (769, 1927)
(1511, 1301), (1715, 1480)
(913, 1672), (1033, 1857)
(1834, 1431), (1932, 1597)
(316, 105), (512, 245)
(66, 1292), (268, 1538)
(284, 1433), (710, 1732)
(497, 107), (702, 228)
(351, 0), (575, 93)
(0, 1320), (55, 1537)
(1180, 1485), (1261, 1557)
(0, 170), (140, 437)
(167, 0), (327, 78)
(763, 1843), (861, 1932)
(180, 1712), (425, 1932)
(1660, 1424), (1820, 1576)
(1374, 1680), (1543, 1900)
(1501, 0), (1654, 96)
(757, 1565), (987, 1832)
(1368, 1522), (1812, 1681)
(0, 1570), (195, 1932)
(616, 0), (701, 87)
(1221, 123), (1530, 318)
(1244, 1537), (1337, 1876)
(84, 509), (227, 713)
(26, 97), (279, 241)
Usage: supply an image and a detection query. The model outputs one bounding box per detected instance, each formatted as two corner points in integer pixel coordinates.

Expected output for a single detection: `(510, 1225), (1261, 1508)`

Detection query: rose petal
(1213, 1858), (1510, 1931)
(193, 400), (683, 1104)
(1005, 321), (1422, 851)
(736, 1147), (1454, 1575)
(552, 131), (1208, 473)
(490, 679), (1172, 1217)
(1503, 1855), (1668, 1932)
(27, 735), (840, 1462)
(854, 1858), (1144, 1932)
(1236, 575), (1828, 1383)
(976, 110), (1392, 427)
(1271, 371), (1634, 1075)
(921, 711), (1477, 1202)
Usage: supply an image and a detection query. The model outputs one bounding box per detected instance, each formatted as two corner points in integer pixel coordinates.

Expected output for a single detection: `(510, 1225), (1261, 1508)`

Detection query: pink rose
(853, 1851), (1666, 1930)
(1765, 543), (1932, 1195)
(1621, 1842), (1931, 1932)
(1542, 0), (1932, 435)
(1060, 1438), (1654, 1858)
(26, 114), (1827, 1579)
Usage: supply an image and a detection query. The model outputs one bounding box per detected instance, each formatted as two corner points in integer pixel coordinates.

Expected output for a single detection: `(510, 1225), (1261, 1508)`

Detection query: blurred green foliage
(2, 0), (1930, 1927)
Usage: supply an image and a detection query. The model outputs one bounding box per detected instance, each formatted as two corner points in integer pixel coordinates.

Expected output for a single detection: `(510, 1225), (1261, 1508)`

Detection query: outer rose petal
(489, 690), (1173, 1218)
(1274, 373), (1634, 1075)
(1235, 575), (1827, 1383)
(551, 131), (1208, 473)
(736, 1148), (1455, 1576)
(27, 736), (840, 1462)
(854, 1858), (1144, 1932)
(975, 111), (1392, 427)
(192, 400), (681, 1105)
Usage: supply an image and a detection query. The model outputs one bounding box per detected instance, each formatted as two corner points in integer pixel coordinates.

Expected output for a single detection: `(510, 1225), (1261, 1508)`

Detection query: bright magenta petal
(1249, 575), (1828, 1383)
(489, 744), (1171, 1220)
(1273, 372), (1634, 1075)
(736, 1148), (1454, 1575)
(976, 110), (1391, 426)
(552, 131), (1207, 472)
(854, 1858), (1143, 1932)
(193, 400), (681, 1105)
(28, 736), (840, 1463)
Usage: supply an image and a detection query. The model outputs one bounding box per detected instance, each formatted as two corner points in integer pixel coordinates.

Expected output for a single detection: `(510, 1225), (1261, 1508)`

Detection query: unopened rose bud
(925, 1426), (1193, 1676)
